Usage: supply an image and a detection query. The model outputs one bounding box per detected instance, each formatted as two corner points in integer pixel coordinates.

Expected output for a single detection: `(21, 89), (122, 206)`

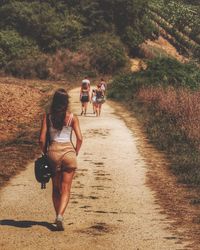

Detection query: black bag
(34, 154), (52, 189)
(35, 114), (52, 189)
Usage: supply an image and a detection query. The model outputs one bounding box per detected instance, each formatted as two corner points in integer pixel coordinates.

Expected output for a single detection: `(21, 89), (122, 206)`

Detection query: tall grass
(138, 87), (200, 147)
(108, 57), (200, 186)
(134, 86), (200, 185)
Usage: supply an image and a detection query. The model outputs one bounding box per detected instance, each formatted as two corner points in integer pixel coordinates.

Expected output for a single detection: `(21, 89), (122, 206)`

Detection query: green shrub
(122, 19), (158, 55)
(81, 33), (128, 74)
(108, 57), (200, 100)
(0, 30), (39, 67)
(145, 57), (200, 89)
(0, 2), (83, 52)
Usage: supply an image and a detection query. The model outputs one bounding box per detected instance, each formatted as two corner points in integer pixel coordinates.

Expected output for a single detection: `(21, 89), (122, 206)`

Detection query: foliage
(82, 34), (128, 74)
(108, 57), (200, 100)
(149, 0), (200, 48)
(3, 0), (197, 77)
(48, 49), (95, 78)
(0, 0), (155, 77)
(0, 1), (83, 52)
(108, 55), (200, 187)
(0, 30), (39, 67)
(143, 57), (200, 89)
(5, 55), (50, 79)
(135, 88), (200, 185)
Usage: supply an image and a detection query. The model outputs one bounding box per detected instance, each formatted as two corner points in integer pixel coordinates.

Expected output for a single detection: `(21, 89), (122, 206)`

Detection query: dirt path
(0, 87), (190, 250)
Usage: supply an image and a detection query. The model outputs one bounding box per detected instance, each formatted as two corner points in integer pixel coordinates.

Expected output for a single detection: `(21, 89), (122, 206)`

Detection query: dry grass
(49, 49), (93, 79)
(137, 87), (200, 149)
(0, 76), (79, 187)
(139, 36), (188, 62)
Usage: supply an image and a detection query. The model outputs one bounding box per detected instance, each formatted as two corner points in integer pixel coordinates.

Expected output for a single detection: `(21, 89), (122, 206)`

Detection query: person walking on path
(39, 88), (83, 231)
(80, 77), (90, 115)
(95, 83), (105, 117)
(91, 89), (97, 114)
(100, 78), (107, 94)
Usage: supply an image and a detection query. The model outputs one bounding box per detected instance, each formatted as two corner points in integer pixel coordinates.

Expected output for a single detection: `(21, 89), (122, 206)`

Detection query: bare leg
(84, 102), (88, 115)
(92, 103), (95, 114)
(99, 104), (102, 116)
(81, 102), (84, 115)
(57, 170), (75, 216)
(96, 104), (100, 116)
(52, 172), (62, 216)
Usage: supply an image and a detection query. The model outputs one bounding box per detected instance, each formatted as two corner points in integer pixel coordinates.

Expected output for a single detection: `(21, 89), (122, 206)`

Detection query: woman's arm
(72, 115), (83, 155)
(39, 113), (47, 154)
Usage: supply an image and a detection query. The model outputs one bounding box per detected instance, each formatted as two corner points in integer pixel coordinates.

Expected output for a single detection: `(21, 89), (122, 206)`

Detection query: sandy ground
(0, 87), (191, 250)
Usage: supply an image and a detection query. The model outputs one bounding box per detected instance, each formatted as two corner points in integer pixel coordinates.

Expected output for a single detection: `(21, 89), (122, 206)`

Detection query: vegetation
(0, 0), (156, 78)
(109, 57), (200, 100)
(108, 57), (200, 186)
(148, 0), (200, 60)
(81, 34), (128, 74)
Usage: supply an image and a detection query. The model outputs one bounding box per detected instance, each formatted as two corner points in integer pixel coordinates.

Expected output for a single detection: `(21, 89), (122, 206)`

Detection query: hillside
(148, 0), (200, 61)
(0, 0), (157, 79)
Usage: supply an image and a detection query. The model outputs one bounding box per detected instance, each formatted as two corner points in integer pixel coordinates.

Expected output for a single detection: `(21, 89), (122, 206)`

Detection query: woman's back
(49, 113), (73, 143)
(96, 89), (103, 98)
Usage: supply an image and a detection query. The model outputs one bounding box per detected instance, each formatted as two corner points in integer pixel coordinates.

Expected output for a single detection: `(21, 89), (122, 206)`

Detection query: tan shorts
(47, 141), (77, 173)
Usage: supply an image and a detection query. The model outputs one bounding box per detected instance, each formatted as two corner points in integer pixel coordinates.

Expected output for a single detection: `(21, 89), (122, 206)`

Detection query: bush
(81, 33), (128, 74)
(122, 19), (158, 55)
(145, 57), (200, 89)
(108, 57), (200, 100)
(123, 27), (144, 55)
(48, 49), (95, 78)
(0, 30), (39, 67)
(0, 2), (83, 52)
(5, 55), (50, 79)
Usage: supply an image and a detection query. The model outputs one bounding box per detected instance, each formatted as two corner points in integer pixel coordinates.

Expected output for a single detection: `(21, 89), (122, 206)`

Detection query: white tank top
(49, 113), (73, 143)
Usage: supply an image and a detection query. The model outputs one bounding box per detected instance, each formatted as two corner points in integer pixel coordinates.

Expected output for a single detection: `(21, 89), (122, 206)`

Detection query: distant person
(82, 76), (90, 91)
(100, 78), (107, 94)
(80, 77), (90, 115)
(91, 89), (97, 114)
(95, 83), (105, 117)
(39, 89), (83, 231)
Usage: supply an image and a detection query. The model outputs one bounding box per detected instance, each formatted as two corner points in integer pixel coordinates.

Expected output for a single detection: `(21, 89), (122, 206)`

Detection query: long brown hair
(50, 89), (69, 130)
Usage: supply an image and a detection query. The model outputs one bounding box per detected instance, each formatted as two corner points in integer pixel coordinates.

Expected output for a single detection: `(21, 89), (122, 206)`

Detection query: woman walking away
(91, 89), (97, 114)
(80, 78), (90, 115)
(95, 83), (105, 117)
(39, 89), (83, 231)
(100, 78), (107, 94)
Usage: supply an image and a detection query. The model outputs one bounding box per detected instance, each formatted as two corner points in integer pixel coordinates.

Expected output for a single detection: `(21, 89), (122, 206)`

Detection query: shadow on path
(0, 219), (57, 231)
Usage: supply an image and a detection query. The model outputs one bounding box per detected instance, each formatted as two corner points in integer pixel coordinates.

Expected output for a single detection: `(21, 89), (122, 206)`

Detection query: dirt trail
(0, 87), (190, 250)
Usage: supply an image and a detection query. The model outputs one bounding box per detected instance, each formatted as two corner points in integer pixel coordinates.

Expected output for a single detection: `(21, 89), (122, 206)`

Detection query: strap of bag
(69, 114), (76, 151)
(44, 113), (50, 154)
(67, 113), (73, 127)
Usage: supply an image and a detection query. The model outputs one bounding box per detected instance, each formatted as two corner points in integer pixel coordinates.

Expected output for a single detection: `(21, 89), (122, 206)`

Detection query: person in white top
(100, 78), (107, 94)
(82, 76), (90, 90)
(39, 88), (82, 231)
(80, 76), (90, 115)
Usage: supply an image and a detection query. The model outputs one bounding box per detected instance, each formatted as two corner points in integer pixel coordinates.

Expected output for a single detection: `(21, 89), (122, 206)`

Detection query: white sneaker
(56, 215), (64, 231)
